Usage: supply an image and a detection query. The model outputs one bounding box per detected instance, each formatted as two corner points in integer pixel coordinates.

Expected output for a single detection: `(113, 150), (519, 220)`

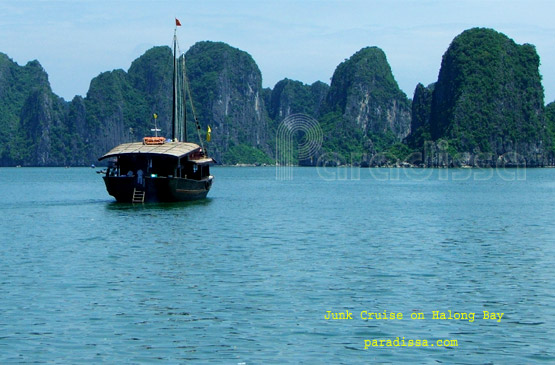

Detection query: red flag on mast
(175, 18), (181, 26)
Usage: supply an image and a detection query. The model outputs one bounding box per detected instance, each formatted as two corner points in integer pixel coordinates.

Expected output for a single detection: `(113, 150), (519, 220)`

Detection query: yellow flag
(206, 125), (211, 142)
(153, 113), (158, 119)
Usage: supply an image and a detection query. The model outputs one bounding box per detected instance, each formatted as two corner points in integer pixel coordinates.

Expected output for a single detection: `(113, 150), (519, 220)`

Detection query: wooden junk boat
(98, 20), (214, 203)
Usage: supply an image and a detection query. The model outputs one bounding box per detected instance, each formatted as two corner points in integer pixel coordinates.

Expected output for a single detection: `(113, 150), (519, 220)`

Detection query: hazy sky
(1, 0), (554, 102)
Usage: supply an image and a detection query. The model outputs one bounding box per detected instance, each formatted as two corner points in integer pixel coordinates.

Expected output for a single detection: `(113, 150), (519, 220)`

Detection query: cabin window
(146, 155), (177, 177)
(117, 155), (148, 177)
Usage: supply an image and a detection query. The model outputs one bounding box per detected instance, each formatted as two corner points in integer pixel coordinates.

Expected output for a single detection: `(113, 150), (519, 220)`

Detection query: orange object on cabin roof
(143, 137), (166, 145)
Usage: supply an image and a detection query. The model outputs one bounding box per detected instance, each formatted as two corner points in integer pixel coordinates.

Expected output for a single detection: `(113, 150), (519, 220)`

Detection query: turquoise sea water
(0, 166), (553, 363)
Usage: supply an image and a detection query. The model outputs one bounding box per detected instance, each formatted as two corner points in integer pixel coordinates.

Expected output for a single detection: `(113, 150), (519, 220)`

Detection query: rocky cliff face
(185, 41), (271, 163)
(2, 28), (554, 167)
(127, 46), (173, 136)
(0, 54), (75, 166)
(266, 79), (330, 166)
(19, 87), (70, 166)
(410, 84), (433, 137)
(82, 69), (139, 162)
(325, 47), (411, 140)
(427, 28), (548, 166)
(405, 83), (433, 149)
(546, 101), (555, 164)
(315, 46), (412, 165)
(268, 79), (329, 120)
(78, 46), (174, 164)
(0, 43), (275, 166)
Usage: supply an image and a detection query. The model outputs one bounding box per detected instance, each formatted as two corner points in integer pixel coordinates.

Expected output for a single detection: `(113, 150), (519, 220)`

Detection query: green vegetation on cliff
(80, 46), (174, 164)
(0, 54), (79, 166)
(325, 47), (408, 119)
(185, 41), (272, 163)
(222, 143), (274, 165)
(546, 102), (555, 155)
(1, 27), (554, 167)
(429, 28), (546, 161)
(405, 83), (433, 150)
(319, 46), (412, 165)
(269, 79), (328, 120)
(86, 69), (148, 132)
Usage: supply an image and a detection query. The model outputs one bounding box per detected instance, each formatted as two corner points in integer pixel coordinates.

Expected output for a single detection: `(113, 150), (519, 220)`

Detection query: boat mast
(172, 28), (177, 141)
(151, 113), (161, 137)
(182, 56), (188, 142)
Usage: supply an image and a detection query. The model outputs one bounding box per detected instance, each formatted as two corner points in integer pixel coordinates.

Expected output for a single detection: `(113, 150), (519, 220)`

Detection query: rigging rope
(176, 55), (185, 142)
(173, 33), (207, 154)
(182, 56), (206, 154)
(174, 36), (185, 142)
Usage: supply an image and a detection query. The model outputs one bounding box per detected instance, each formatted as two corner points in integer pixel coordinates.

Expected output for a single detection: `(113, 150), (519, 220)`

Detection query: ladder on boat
(132, 188), (145, 203)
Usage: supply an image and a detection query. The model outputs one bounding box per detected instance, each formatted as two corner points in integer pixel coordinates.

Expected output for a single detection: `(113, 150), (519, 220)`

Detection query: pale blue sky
(1, 0), (554, 102)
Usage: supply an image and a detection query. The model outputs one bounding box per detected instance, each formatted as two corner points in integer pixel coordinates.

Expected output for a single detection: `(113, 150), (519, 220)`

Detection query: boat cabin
(100, 141), (212, 183)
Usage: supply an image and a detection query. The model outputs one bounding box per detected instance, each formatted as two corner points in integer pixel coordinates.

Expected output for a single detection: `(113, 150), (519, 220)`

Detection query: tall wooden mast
(172, 28), (177, 141)
(182, 56), (187, 142)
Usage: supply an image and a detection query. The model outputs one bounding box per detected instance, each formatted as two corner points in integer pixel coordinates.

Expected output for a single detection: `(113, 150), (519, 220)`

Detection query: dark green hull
(103, 175), (213, 203)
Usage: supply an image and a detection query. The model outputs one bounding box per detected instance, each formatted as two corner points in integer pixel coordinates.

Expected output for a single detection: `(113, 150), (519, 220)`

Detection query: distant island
(1, 27), (554, 167)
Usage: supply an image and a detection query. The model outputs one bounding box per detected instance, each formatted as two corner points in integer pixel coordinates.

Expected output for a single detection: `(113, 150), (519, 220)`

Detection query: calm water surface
(0, 167), (553, 363)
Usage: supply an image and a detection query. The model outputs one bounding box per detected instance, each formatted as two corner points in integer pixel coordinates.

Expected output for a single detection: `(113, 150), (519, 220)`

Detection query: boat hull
(103, 175), (213, 203)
